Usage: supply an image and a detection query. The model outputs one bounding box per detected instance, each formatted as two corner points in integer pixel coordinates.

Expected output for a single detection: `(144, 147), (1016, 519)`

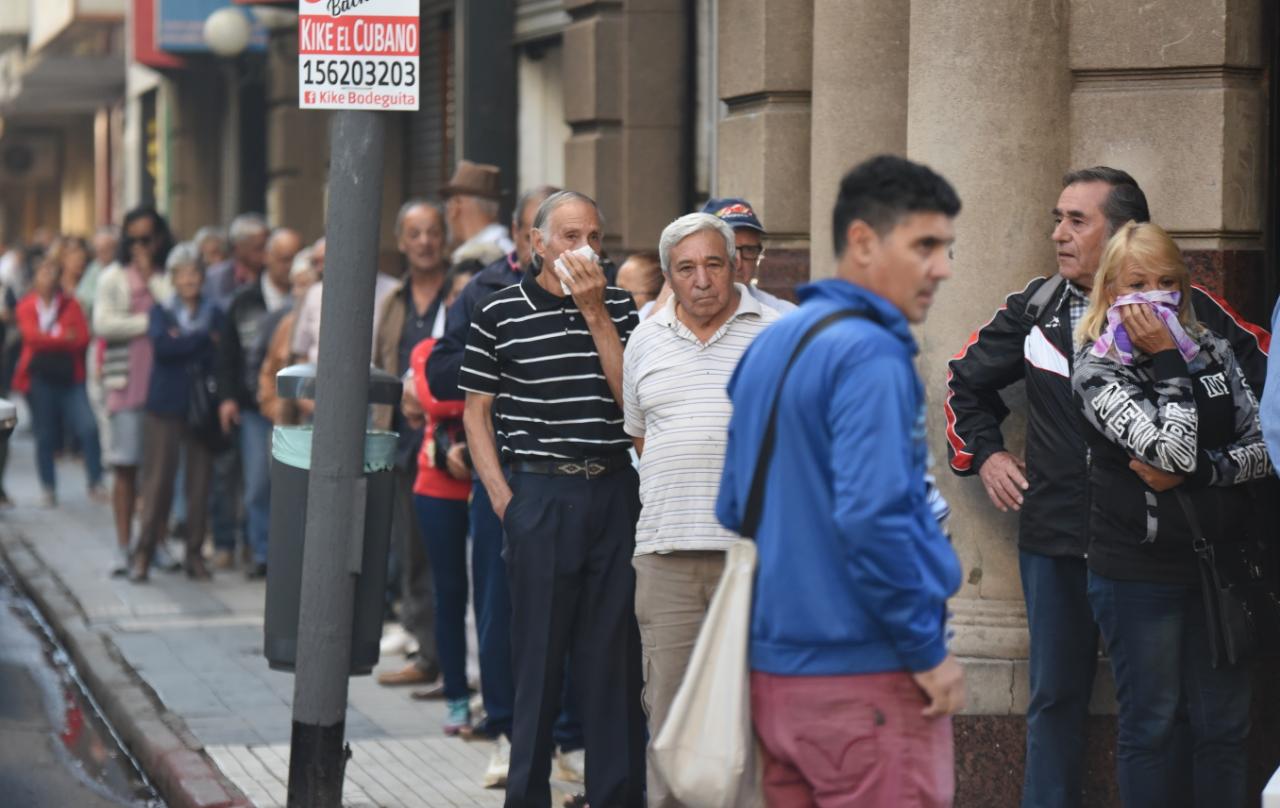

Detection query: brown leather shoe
(376, 663), (433, 686)
(212, 549), (236, 570)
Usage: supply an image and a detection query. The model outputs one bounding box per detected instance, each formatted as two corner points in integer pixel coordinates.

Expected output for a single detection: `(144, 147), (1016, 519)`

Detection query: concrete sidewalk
(0, 432), (518, 808)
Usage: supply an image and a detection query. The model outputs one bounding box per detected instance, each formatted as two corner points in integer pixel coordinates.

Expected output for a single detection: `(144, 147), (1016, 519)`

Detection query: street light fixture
(203, 7), (253, 57)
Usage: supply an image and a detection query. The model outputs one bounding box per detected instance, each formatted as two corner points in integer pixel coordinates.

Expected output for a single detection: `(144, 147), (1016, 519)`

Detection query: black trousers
(503, 467), (645, 808)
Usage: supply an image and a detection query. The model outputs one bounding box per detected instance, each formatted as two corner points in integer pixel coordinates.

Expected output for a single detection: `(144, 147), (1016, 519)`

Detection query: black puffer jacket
(944, 276), (1269, 558)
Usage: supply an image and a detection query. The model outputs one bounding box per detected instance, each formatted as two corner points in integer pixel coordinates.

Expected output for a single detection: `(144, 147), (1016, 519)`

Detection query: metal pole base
(287, 720), (349, 807)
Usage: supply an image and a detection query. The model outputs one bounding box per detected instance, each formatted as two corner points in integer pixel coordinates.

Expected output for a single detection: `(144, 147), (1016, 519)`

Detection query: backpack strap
(1020, 274), (1065, 328)
(740, 309), (869, 539)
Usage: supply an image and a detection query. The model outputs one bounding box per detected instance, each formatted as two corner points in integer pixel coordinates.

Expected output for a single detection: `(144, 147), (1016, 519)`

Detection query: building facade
(183, 0), (1280, 801)
(0, 0), (127, 243)
(5, 1), (1275, 799)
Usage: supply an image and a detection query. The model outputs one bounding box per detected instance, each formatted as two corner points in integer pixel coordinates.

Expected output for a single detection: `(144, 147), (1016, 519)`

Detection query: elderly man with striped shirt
(461, 190), (645, 808)
(622, 212), (780, 807)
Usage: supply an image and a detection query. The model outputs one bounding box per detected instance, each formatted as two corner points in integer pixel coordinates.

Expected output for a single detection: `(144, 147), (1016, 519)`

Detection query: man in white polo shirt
(622, 212), (778, 807)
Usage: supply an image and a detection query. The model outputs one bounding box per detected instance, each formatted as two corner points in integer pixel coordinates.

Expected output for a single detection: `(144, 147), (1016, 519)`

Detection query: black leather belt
(509, 455), (632, 479)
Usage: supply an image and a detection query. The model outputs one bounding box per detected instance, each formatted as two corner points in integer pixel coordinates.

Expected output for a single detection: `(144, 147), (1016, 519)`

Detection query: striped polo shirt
(623, 284), (779, 554)
(459, 267), (639, 461)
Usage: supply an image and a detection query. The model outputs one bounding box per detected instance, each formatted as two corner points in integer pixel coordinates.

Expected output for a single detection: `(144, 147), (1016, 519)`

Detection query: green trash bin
(262, 364), (403, 675)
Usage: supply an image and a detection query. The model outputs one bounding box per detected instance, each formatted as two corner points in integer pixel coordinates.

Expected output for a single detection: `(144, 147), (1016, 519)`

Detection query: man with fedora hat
(442, 159), (514, 265)
(701, 196), (796, 314)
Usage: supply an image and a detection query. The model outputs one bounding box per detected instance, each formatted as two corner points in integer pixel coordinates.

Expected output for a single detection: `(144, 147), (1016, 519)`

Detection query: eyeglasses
(738, 245), (765, 263)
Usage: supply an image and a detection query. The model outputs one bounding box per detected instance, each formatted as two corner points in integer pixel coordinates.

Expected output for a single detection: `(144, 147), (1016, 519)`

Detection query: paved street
(0, 432), (522, 807)
(0, 555), (161, 807)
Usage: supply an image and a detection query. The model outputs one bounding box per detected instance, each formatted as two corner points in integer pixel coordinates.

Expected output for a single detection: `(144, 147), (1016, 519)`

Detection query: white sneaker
(482, 735), (510, 789)
(556, 747), (585, 784)
(379, 625), (412, 656)
(109, 545), (130, 578)
(152, 541), (182, 572)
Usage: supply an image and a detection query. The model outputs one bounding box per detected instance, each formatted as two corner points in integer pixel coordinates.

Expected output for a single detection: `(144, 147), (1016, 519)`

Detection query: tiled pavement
(0, 431), (525, 807)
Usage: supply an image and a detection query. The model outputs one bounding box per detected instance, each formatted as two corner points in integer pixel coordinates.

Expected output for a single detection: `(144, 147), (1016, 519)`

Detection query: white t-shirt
(623, 284), (778, 554)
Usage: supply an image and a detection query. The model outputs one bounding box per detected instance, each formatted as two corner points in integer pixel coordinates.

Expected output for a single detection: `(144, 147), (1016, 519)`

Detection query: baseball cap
(700, 197), (765, 234)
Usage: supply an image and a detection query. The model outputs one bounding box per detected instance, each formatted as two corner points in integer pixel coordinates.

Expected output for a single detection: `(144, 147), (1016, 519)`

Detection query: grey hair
(165, 241), (202, 275)
(395, 198), (444, 237)
(657, 213), (736, 275)
(228, 213), (268, 245)
(513, 185), (560, 229)
(93, 224), (119, 241)
(194, 225), (228, 251)
(533, 191), (604, 241)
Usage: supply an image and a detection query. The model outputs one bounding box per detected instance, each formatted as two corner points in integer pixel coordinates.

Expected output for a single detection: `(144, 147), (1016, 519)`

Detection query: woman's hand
(445, 443), (470, 480)
(1129, 458), (1184, 491)
(1120, 304), (1176, 354)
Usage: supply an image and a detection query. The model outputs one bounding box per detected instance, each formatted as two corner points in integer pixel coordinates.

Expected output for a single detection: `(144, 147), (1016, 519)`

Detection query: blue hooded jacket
(716, 279), (962, 676)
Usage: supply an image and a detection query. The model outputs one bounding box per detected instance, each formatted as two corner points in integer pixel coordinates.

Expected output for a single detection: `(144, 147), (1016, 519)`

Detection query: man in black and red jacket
(944, 166), (1269, 808)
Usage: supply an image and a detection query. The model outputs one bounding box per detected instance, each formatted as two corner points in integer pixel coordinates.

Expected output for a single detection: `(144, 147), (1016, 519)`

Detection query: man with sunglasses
(700, 197), (796, 315)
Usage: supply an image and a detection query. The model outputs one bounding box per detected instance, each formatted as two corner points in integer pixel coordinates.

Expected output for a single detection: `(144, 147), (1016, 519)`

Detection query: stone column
(716, 0), (812, 297)
(906, 1), (1095, 802)
(166, 69), (225, 238)
(1068, 0), (1269, 320)
(807, 0), (908, 277)
(562, 0), (688, 254)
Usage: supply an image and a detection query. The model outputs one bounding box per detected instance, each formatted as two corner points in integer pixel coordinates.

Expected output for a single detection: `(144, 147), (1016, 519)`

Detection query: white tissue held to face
(553, 244), (599, 296)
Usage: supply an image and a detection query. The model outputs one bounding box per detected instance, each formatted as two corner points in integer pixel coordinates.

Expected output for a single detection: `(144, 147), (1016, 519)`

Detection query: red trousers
(750, 670), (954, 808)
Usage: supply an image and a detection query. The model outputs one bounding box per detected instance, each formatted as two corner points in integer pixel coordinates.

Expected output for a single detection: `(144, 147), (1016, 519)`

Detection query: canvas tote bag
(651, 310), (865, 808)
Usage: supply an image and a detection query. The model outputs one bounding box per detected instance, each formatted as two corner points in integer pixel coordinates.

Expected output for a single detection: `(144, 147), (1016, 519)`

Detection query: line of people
(4, 148), (1273, 808)
(417, 156), (1276, 808)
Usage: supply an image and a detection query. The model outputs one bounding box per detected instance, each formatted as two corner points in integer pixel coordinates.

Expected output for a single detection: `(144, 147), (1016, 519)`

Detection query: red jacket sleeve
(60, 299), (90, 353)
(412, 339), (465, 420)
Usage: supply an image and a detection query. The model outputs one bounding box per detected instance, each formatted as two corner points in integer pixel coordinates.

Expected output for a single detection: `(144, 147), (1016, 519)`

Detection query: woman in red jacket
(14, 256), (105, 506)
(403, 264), (476, 735)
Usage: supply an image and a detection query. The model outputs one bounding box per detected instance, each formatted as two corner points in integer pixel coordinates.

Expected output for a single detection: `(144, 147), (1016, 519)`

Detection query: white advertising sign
(298, 0), (420, 111)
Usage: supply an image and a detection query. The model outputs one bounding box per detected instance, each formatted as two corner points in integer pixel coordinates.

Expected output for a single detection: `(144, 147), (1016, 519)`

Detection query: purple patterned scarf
(1091, 290), (1199, 365)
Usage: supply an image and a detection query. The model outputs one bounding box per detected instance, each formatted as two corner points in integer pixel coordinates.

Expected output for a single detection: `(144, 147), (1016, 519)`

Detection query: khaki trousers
(137, 413), (213, 565)
(633, 550), (726, 808)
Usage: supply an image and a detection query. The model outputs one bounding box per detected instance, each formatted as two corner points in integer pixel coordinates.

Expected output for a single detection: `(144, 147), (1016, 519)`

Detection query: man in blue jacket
(717, 155), (965, 807)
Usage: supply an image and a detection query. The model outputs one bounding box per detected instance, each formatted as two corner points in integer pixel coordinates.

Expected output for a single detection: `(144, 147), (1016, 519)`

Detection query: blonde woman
(1071, 221), (1272, 808)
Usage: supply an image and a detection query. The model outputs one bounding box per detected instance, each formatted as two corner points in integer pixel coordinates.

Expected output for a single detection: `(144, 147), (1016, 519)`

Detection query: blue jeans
(210, 442), (241, 551)
(1087, 572), (1249, 808)
(414, 493), (471, 700)
(27, 378), (102, 493)
(240, 410), (272, 564)
(1019, 551), (1098, 808)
